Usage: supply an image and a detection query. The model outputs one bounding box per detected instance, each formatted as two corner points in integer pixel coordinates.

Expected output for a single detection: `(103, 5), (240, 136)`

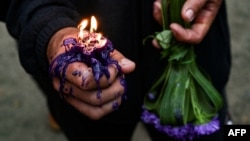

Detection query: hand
(47, 27), (136, 120)
(153, 0), (223, 46)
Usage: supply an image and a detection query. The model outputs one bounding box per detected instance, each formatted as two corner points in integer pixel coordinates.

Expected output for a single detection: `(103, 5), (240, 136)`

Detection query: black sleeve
(5, 0), (82, 75)
(0, 0), (11, 21)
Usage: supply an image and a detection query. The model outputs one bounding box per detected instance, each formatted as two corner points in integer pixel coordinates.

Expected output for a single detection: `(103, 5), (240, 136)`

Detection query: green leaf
(168, 45), (188, 62)
(143, 0), (223, 128)
(155, 30), (172, 50)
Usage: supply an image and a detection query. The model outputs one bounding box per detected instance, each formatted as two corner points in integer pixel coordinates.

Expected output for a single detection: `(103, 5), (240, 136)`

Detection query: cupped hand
(47, 27), (135, 120)
(153, 0), (223, 46)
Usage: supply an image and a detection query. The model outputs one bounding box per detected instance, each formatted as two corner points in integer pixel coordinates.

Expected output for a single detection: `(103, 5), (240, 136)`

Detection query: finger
(152, 39), (161, 49)
(170, 0), (208, 43)
(153, 0), (162, 24)
(170, 22), (206, 44)
(110, 49), (136, 74)
(171, 0), (223, 44)
(181, 0), (208, 22)
(182, 0), (222, 23)
(64, 92), (122, 120)
(60, 61), (119, 90)
(53, 77), (125, 106)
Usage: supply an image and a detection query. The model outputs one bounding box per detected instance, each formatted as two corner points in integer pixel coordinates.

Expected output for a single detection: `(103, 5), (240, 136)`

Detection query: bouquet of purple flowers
(141, 0), (223, 140)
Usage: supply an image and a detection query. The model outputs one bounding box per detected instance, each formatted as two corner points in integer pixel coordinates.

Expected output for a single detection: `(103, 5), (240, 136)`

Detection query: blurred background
(0, 0), (249, 141)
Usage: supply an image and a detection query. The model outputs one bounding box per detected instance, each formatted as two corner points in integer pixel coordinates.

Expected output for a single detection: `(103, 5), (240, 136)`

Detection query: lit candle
(50, 16), (127, 108)
(77, 16), (107, 49)
(77, 19), (88, 42)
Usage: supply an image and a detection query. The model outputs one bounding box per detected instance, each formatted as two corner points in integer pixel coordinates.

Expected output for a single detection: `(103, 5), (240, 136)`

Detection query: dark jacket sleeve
(5, 0), (81, 75)
(0, 0), (11, 21)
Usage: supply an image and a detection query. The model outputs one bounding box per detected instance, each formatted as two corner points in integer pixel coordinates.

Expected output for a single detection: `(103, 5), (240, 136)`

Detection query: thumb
(110, 50), (136, 74)
(181, 0), (207, 22)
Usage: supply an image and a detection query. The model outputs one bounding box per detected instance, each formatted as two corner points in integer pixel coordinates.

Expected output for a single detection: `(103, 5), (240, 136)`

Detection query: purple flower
(141, 1), (223, 141)
(141, 108), (220, 141)
(194, 116), (220, 135)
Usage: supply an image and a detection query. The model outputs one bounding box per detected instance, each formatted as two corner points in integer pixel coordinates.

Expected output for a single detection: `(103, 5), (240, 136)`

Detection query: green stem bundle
(141, 0), (223, 140)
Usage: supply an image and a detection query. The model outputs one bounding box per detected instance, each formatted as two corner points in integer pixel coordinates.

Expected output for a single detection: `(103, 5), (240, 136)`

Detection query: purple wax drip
(119, 76), (127, 101)
(112, 101), (119, 110)
(49, 37), (126, 101)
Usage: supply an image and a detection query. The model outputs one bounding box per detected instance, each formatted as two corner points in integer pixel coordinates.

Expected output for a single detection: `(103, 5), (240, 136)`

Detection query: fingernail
(153, 1), (161, 15)
(185, 9), (194, 22)
(154, 1), (161, 9)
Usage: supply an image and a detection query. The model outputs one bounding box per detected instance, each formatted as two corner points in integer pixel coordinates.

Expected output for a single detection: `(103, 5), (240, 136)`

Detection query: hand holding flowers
(153, 0), (223, 44)
(141, 0), (224, 140)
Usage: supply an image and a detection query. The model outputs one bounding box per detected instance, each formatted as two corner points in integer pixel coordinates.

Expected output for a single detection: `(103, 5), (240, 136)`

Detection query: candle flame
(78, 19), (88, 40)
(78, 19), (88, 30)
(90, 16), (97, 33)
(77, 16), (106, 48)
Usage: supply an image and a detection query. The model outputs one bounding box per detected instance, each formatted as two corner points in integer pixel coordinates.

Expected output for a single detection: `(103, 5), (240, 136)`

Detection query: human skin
(46, 0), (222, 120)
(47, 27), (135, 120)
(152, 0), (223, 47)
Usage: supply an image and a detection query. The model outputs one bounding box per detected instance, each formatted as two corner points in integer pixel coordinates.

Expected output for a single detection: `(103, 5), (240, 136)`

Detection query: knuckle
(88, 96), (102, 106)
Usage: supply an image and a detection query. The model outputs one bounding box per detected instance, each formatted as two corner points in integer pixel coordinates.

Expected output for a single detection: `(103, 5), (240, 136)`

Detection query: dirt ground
(0, 0), (249, 141)
(225, 0), (250, 124)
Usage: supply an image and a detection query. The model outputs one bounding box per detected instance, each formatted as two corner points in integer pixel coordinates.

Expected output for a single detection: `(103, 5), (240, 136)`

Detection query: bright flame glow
(78, 19), (88, 40)
(90, 16), (97, 33)
(77, 16), (106, 48)
(78, 19), (88, 30)
(95, 33), (102, 41)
